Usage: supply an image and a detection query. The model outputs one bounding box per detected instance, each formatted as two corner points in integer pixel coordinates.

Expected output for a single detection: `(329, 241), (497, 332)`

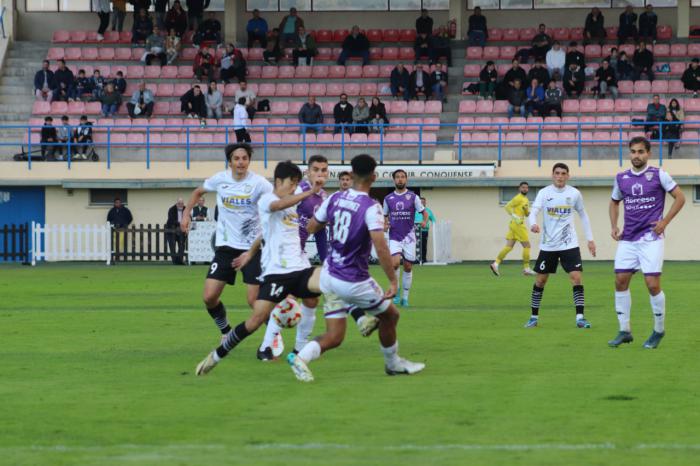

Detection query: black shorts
(257, 267), (321, 303)
(535, 247), (583, 274)
(206, 247), (262, 286)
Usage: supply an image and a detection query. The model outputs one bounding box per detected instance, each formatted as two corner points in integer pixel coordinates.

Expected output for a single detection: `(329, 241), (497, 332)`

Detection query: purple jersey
(612, 166), (677, 242)
(314, 189), (385, 282)
(383, 189), (424, 242)
(296, 180), (328, 258)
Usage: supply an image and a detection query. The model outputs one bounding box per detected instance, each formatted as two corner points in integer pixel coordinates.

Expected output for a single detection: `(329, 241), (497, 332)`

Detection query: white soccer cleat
(287, 353), (314, 382)
(489, 262), (500, 277)
(357, 315), (379, 337)
(385, 357), (426, 376)
(272, 332), (285, 358)
(523, 268), (536, 276)
(195, 351), (218, 376)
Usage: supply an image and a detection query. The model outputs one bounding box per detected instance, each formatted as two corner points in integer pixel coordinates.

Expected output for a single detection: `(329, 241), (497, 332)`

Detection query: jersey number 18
(332, 210), (351, 244)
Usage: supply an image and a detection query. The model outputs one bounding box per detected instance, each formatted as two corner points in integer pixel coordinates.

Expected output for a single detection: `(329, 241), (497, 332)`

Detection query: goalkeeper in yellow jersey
(490, 182), (536, 277)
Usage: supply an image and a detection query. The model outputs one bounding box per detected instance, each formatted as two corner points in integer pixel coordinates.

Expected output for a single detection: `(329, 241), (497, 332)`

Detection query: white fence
(32, 222), (111, 265)
(430, 220), (453, 265)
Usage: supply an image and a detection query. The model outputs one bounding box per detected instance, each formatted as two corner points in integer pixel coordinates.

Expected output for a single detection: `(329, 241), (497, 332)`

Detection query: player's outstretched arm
(609, 199), (622, 240)
(268, 189), (314, 212)
(307, 217), (326, 235)
(181, 186), (207, 233)
(370, 230), (398, 298)
(653, 186), (686, 235)
(232, 236), (262, 270)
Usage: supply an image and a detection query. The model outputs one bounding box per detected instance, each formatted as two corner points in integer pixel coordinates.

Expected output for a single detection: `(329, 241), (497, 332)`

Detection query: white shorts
(614, 239), (665, 276)
(389, 233), (417, 263)
(320, 268), (391, 319)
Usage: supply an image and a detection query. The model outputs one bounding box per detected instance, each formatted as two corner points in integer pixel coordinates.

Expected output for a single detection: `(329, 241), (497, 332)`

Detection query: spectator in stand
(507, 79), (526, 118)
(194, 12), (222, 47)
(479, 61), (497, 100)
(530, 24), (552, 62)
(154, 0), (169, 30)
(645, 94), (666, 136)
(100, 82), (122, 117)
(263, 28), (282, 65)
(191, 197), (209, 221)
(564, 41), (585, 69)
(181, 84), (207, 120)
(193, 47), (216, 82)
(165, 0), (188, 37)
(40, 116), (58, 160)
(232, 97), (251, 142)
(70, 69), (91, 101)
(90, 69), (105, 100)
(247, 9), (268, 48)
(34, 60), (54, 102)
(72, 115), (93, 159)
(467, 7), (488, 47)
(107, 198), (133, 229)
(338, 26), (370, 66)
(503, 58), (527, 92)
(219, 43), (245, 83)
(617, 51), (635, 81)
(431, 27), (452, 67)
(682, 58), (700, 97)
(131, 0), (151, 12)
(352, 98), (370, 134)
(369, 97), (389, 133)
(431, 62), (448, 102)
(639, 4), (658, 44)
(127, 81), (155, 118)
(57, 115), (71, 157)
(132, 9), (153, 44)
(111, 0), (127, 33)
(112, 71), (127, 95)
(543, 80), (563, 118)
(414, 32), (434, 64)
(165, 198), (187, 265)
(186, 0), (208, 32)
(333, 93), (354, 134)
(665, 98), (683, 157)
(165, 28), (181, 65)
(563, 62), (585, 98)
(205, 81), (223, 119)
(93, 0), (110, 41)
(410, 63), (431, 100)
(416, 9), (433, 36)
(527, 58), (549, 88)
(593, 59), (618, 99)
(617, 6), (638, 44)
(292, 26), (317, 66)
(605, 47), (619, 69)
(52, 59), (74, 102)
(525, 78), (545, 116)
(279, 7), (304, 45)
(298, 95), (323, 134)
(390, 63), (410, 101)
(583, 7), (605, 46)
(234, 81), (257, 119)
(546, 41), (566, 81)
(633, 41), (654, 81)
(144, 26), (167, 67)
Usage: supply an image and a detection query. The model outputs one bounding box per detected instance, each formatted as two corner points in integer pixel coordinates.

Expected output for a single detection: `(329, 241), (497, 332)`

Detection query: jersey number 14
(332, 210), (351, 244)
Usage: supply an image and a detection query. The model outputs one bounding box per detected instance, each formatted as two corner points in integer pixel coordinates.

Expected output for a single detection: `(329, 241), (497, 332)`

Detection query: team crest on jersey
(645, 172), (654, 181)
(242, 184), (253, 193)
(566, 197), (572, 204)
(404, 194), (411, 200)
(396, 201), (405, 210)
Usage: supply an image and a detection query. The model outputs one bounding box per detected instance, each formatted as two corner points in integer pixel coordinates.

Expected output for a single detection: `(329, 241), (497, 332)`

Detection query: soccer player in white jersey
(181, 143), (273, 345)
(526, 163), (597, 329)
(194, 161), (326, 376)
(383, 170), (427, 307)
(608, 137), (685, 349)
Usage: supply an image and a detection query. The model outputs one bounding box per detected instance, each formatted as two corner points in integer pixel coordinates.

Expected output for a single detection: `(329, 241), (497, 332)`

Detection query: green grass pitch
(1, 262), (699, 466)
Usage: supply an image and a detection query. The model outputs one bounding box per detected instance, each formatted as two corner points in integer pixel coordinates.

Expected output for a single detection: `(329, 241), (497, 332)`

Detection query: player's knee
(647, 283), (661, 295)
(303, 297), (319, 308)
(403, 262), (413, 272)
(325, 329), (345, 349)
(202, 293), (219, 308)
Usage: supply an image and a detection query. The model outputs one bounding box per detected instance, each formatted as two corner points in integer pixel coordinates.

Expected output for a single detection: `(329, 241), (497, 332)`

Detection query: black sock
(531, 285), (544, 316)
(216, 322), (251, 358)
(573, 285), (584, 314)
(207, 302), (231, 334)
(349, 308), (364, 322)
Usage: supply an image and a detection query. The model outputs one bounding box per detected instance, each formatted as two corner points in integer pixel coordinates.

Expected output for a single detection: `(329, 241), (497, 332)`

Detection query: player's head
(551, 163), (570, 188)
(350, 154), (377, 186)
(420, 196), (427, 206)
(628, 136), (651, 169)
(225, 143), (252, 178)
(338, 171), (352, 191)
(518, 181), (529, 194)
(307, 154), (329, 187)
(392, 169), (408, 190)
(273, 160), (303, 195)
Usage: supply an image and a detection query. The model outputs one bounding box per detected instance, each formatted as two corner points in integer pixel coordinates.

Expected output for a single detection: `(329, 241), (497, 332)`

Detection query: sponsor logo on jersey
(546, 205), (572, 217)
(396, 201), (405, 210)
(282, 212), (299, 228)
(632, 183), (644, 196)
(222, 195), (253, 209)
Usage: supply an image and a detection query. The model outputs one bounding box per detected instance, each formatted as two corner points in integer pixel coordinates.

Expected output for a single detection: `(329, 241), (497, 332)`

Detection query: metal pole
(658, 121), (664, 166)
(302, 125), (307, 164)
(27, 126), (32, 170)
(379, 124), (384, 164)
(184, 126), (189, 171)
(497, 124), (502, 166)
(341, 125), (345, 164)
(458, 123), (463, 164)
(537, 124), (542, 167)
(146, 125), (151, 168)
(107, 127), (111, 169)
(263, 126), (268, 169)
(618, 124), (623, 167)
(577, 123), (582, 167)
(418, 124), (423, 164)
(67, 129), (72, 169)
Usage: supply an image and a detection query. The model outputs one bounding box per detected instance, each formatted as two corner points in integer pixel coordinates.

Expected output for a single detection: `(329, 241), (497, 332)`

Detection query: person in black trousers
(165, 198), (187, 265)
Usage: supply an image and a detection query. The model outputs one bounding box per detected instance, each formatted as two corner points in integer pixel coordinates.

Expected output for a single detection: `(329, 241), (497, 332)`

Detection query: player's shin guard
(259, 316), (282, 351)
(297, 340), (322, 363)
(496, 246), (513, 264)
(207, 302), (231, 334)
(531, 285), (544, 316)
(295, 304), (317, 352)
(650, 291), (666, 333)
(522, 247), (531, 268)
(402, 271), (413, 300)
(615, 290), (632, 332)
(573, 285), (585, 318)
(216, 322), (251, 358)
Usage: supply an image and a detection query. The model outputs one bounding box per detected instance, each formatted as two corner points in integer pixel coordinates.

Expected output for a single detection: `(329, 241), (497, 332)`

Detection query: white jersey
(202, 170), (272, 250)
(528, 184), (594, 252)
(258, 192), (311, 278)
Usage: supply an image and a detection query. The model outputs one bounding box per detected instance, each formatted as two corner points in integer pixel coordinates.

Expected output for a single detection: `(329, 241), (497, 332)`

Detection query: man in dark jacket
(52, 59), (74, 102)
(633, 41), (654, 81)
(682, 58), (700, 96)
(430, 62), (448, 102)
(390, 63), (410, 101)
(337, 26), (370, 66)
(563, 63), (585, 97)
(34, 60), (55, 102)
(154, 0), (169, 30)
(583, 7), (605, 46)
(639, 4), (658, 43)
(431, 27), (452, 67)
(498, 58), (526, 100)
(527, 58), (549, 88)
(415, 9), (433, 35)
(132, 8), (153, 44)
(414, 32), (434, 64)
(298, 95), (323, 134)
(410, 64), (432, 100)
(180, 85), (207, 119)
(191, 197), (208, 221)
(165, 198), (187, 265)
(194, 12), (221, 46)
(333, 93), (354, 134)
(593, 59), (618, 99)
(564, 41), (585, 69)
(186, 0), (210, 31)
(107, 198), (133, 228)
(467, 7), (487, 47)
(507, 79), (527, 118)
(530, 24), (552, 62)
(617, 6), (638, 44)
(40, 116), (58, 160)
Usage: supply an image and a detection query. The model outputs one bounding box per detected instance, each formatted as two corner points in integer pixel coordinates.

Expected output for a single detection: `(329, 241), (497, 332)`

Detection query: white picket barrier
(32, 222), (111, 265)
(429, 220), (453, 265)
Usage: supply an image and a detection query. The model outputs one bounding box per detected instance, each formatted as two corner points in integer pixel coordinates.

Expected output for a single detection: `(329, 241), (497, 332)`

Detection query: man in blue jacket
(247, 9), (268, 48)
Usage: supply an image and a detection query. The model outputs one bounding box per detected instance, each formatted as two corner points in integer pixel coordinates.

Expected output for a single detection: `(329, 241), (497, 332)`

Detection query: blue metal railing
(0, 6), (6, 40)
(5, 120), (695, 170)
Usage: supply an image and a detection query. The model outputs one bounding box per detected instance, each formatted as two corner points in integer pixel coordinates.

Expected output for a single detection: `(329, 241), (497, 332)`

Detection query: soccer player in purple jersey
(288, 154), (426, 382)
(608, 137), (685, 349)
(338, 170), (352, 191)
(383, 170), (427, 307)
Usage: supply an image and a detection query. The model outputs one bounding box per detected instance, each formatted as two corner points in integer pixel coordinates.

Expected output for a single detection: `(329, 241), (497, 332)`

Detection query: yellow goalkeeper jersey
(505, 193), (530, 222)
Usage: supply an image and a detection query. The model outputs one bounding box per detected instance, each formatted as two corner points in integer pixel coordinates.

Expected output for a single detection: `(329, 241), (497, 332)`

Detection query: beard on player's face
(395, 182), (406, 190)
(631, 155), (647, 168)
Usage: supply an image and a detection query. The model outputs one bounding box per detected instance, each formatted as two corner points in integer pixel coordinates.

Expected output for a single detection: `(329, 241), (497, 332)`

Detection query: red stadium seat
(261, 66), (278, 79)
(526, 116), (543, 130)
(483, 46), (499, 60)
(563, 100), (580, 113)
(343, 83), (360, 96)
(362, 65), (379, 78)
(144, 66), (161, 79)
(542, 116), (560, 130)
(614, 99), (632, 113)
(597, 99), (614, 113)
(519, 28), (536, 41)
(182, 48), (198, 60)
(493, 100), (509, 113)
(346, 65), (363, 78)
(619, 44), (635, 56)
(463, 64), (480, 78)
(580, 99), (597, 113)
(119, 31), (132, 43)
(651, 81), (669, 94)
(670, 43), (687, 57)
(399, 29), (416, 42)
(475, 100), (493, 114)
(177, 66), (194, 78)
(157, 83), (174, 96)
(158, 66), (176, 78)
(314, 47), (330, 60)
(327, 82), (343, 96)
(369, 47), (382, 60)
(47, 47), (64, 60)
(52, 30), (70, 42)
(247, 48), (263, 61)
(653, 44), (670, 57)
(657, 25), (672, 41)
(69, 31), (87, 43)
(367, 29), (383, 42)
(315, 29), (333, 43)
(500, 46), (516, 59)
(64, 47), (81, 60)
(131, 48), (146, 60)
(633, 81), (651, 94)
(173, 83), (191, 96)
(502, 29), (518, 41)
(382, 47), (399, 60)
(553, 28), (569, 41)
(288, 102), (304, 115)
(689, 43), (700, 56)
(114, 48), (131, 60)
(399, 47), (414, 60)
(425, 101), (442, 114)
(570, 27), (584, 40)
(632, 98), (649, 112)
(309, 83), (326, 96)
(579, 115), (596, 129)
(466, 47), (483, 60)
(97, 48), (115, 61)
(312, 65), (329, 79)
(605, 26), (618, 38)
(508, 117), (526, 131)
(258, 83), (275, 96)
(506, 132), (523, 144)
(292, 83), (309, 97)
(487, 28), (502, 41)
(329, 65), (346, 78)
(684, 98), (700, 112)
(82, 47), (99, 60)
(126, 65), (145, 79)
(618, 80), (633, 94)
(32, 101), (51, 115)
(670, 62), (686, 76)
(278, 66), (295, 79)
(333, 29), (349, 42)
(51, 101), (68, 114)
(292, 66), (311, 79)
(383, 29), (399, 42)
(391, 101), (408, 114)
(669, 80), (685, 93)
(584, 45), (601, 59)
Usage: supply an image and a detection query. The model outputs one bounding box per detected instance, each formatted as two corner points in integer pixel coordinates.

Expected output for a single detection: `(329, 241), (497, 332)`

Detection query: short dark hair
(58, 59), (65, 64)
(308, 154), (328, 167)
(552, 162), (569, 173)
(274, 160), (302, 182)
(79, 115), (88, 121)
(629, 136), (651, 151)
(44, 116), (53, 122)
(519, 181), (529, 187)
(569, 41), (577, 47)
(61, 115), (69, 121)
(338, 170), (351, 178)
(116, 70), (124, 76)
(43, 59), (49, 65)
(78, 69), (86, 74)
(351, 154), (377, 179)
(486, 60), (495, 66)
(114, 197), (121, 202)
(392, 169), (407, 179)
(225, 143), (253, 162)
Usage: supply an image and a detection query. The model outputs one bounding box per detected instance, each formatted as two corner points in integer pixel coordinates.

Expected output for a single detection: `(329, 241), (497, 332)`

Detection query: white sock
(615, 290), (632, 332)
(259, 316), (281, 351)
(395, 268), (402, 294)
(380, 341), (400, 366)
(650, 291), (666, 333)
(576, 313), (584, 321)
(295, 303), (317, 352)
(212, 351), (221, 362)
(297, 340), (322, 363)
(402, 271), (413, 300)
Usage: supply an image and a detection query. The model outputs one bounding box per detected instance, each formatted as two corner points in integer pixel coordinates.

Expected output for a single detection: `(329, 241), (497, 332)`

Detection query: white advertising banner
(299, 164), (495, 182)
(188, 221), (216, 264)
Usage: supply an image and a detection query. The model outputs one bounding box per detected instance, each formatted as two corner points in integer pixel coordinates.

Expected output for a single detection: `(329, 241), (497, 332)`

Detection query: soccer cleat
(357, 315), (379, 337)
(489, 262), (500, 277)
(287, 353), (314, 382)
(643, 330), (665, 349)
(393, 296), (401, 305)
(522, 268), (536, 276)
(576, 318), (592, 328)
(608, 331), (634, 347)
(195, 351), (218, 376)
(400, 298), (409, 307)
(524, 317), (538, 328)
(385, 357), (426, 376)
(256, 347), (274, 361)
(271, 332), (284, 358)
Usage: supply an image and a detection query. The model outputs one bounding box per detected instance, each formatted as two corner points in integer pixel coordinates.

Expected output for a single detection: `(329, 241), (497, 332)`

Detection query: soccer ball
(271, 297), (302, 328)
